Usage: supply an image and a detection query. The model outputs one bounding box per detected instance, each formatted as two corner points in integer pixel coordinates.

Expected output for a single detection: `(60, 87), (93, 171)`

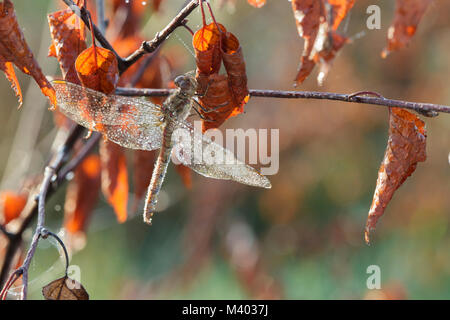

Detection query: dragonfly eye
(174, 75), (191, 91)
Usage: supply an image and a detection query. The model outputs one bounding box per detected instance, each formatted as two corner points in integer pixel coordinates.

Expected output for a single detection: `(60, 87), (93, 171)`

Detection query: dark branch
(115, 87), (450, 116)
(61, 0), (124, 68)
(62, 0), (200, 74)
(121, 0), (200, 72)
(0, 125), (85, 292)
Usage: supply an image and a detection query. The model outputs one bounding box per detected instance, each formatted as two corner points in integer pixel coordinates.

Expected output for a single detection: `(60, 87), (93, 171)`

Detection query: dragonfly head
(174, 73), (197, 95)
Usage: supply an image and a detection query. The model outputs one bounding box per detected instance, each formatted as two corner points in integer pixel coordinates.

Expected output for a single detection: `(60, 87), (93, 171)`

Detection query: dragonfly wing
(173, 122), (271, 189)
(52, 80), (164, 151)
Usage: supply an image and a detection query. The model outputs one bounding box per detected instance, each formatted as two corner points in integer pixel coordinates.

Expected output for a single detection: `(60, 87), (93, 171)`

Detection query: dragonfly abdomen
(142, 121), (176, 224)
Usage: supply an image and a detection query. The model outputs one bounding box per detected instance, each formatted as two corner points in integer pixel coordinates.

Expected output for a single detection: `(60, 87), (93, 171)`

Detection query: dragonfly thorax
(163, 73), (197, 122)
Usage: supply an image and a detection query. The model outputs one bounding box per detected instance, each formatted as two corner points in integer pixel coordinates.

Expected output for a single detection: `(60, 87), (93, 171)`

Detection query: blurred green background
(0, 0), (449, 299)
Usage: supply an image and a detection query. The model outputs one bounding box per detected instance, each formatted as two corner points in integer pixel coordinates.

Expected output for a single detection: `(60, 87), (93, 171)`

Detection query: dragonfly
(52, 72), (271, 225)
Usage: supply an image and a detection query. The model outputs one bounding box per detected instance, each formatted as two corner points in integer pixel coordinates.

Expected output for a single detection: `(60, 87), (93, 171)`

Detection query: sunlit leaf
(48, 8), (87, 84)
(0, 0), (57, 108)
(75, 46), (119, 94)
(64, 154), (101, 233)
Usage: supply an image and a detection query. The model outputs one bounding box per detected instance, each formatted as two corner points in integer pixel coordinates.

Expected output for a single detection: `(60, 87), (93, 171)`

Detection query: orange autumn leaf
(193, 22), (226, 75)
(221, 31), (249, 115)
(291, 0), (353, 85)
(382, 0), (433, 58)
(328, 0), (356, 31)
(48, 7), (87, 128)
(0, 191), (27, 225)
(48, 8), (87, 84)
(75, 46), (119, 94)
(0, 0), (57, 108)
(196, 73), (234, 131)
(100, 140), (129, 223)
(247, 0), (266, 8)
(365, 108), (427, 244)
(193, 22), (249, 131)
(64, 154), (101, 234)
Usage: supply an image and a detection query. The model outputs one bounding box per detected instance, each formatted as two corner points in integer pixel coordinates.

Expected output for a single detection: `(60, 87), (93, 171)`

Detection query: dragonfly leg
(192, 98), (229, 114)
(195, 78), (214, 98)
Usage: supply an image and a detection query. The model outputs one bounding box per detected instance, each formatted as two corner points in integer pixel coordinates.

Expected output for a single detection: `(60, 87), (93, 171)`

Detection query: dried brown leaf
(42, 276), (89, 300)
(365, 108), (427, 244)
(0, 0), (57, 108)
(382, 0), (433, 58)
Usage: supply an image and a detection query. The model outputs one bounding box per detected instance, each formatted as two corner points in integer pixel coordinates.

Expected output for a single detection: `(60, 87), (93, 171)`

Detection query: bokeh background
(0, 0), (449, 299)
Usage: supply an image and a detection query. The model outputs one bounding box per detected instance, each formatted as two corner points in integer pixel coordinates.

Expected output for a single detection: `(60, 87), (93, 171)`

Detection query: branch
(114, 87), (450, 116)
(62, 0), (200, 74)
(1, 0), (200, 299)
(61, 0), (124, 67)
(0, 125), (85, 294)
(121, 0), (200, 72)
(0, 225), (13, 240)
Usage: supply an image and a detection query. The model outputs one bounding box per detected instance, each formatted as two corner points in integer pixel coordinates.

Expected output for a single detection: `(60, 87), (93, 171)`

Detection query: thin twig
(41, 229), (70, 275)
(121, 0), (200, 72)
(19, 135), (70, 299)
(0, 125), (85, 293)
(1, 0), (201, 298)
(0, 225), (13, 240)
(114, 87), (450, 115)
(0, 269), (22, 300)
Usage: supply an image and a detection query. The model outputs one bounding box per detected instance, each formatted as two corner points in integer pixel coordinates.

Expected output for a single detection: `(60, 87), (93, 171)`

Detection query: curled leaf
(193, 22), (249, 131)
(42, 276), (89, 300)
(196, 73), (234, 131)
(222, 32), (249, 116)
(291, 0), (354, 85)
(365, 108), (427, 244)
(48, 8), (87, 84)
(0, 0), (57, 108)
(48, 7), (87, 128)
(193, 22), (226, 75)
(64, 154), (101, 234)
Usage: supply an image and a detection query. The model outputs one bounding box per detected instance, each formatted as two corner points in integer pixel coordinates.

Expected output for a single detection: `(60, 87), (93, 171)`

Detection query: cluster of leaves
(193, 3), (249, 131)
(0, 0), (444, 299)
(249, 0), (433, 243)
